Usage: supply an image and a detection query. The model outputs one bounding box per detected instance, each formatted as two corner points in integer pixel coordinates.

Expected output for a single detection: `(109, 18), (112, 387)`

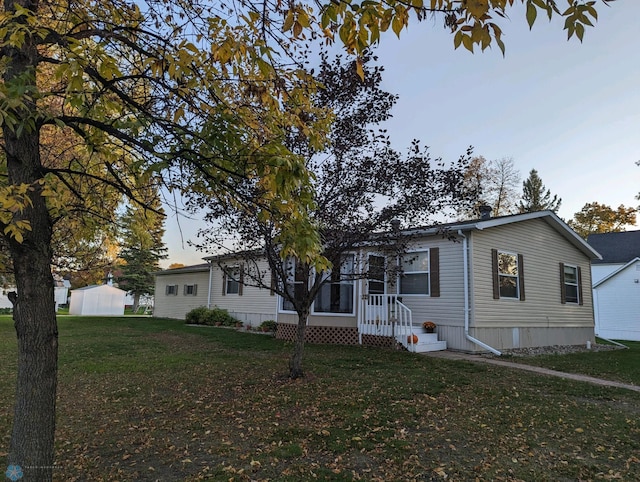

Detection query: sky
(162, 1), (640, 267)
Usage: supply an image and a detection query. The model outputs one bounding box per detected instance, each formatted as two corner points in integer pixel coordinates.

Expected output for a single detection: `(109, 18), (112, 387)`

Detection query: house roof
(410, 210), (602, 260)
(154, 263), (210, 276)
(593, 257), (640, 288)
(587, 230), (640, 264)
(157, 211), (601, 275)
(71, 284), (126, 293)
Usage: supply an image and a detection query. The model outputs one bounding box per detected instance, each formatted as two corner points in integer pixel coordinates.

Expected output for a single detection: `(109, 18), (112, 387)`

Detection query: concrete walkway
(424, 350), (640, 393)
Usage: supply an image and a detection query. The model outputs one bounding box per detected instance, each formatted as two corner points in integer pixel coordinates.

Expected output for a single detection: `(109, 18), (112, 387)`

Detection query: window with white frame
(497, 251), (519, 299)
(225, 266), (240, 295)
(399, 251), (430, 295)
(314, 254), (355, 314)
(367, 255), (385, 295)
(560, 263), (582, 305)
(282, 258), (306, 312)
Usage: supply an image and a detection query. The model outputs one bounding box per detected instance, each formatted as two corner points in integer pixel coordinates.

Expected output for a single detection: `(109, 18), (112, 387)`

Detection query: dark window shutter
(559, 262), (566, 304)
(239, 264), (244, 296)
(430, 248), (440, 297)
(222, 271), (227, 296)
(193, 284), (198, 296)
(174, 285), (178, 296)
(165, 285), (170, 295)
(183, 284), (187, 296)
(577, 266), (583, 306)
(518, 254), (525, 301)
(491, 249), (500, 299)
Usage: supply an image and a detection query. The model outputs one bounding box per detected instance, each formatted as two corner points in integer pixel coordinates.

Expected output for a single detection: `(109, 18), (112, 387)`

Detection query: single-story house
(587, 230), (640, 341)
(2, 276), (70, 312)
(154, 210), (601, 353)
(69, 284), (126, 316)
(0, 286), (14, 310)
(54, 277), (71, 310)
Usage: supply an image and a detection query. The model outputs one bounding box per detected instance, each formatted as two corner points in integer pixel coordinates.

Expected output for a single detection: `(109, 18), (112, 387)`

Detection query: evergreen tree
(118, 183), (167, 312)
(518, 169), (562, 213)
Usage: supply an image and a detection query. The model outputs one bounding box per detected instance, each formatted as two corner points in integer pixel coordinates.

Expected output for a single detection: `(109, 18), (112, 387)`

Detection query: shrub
(259, 320), (277, 332)
(185, 306), (211, 325)
(185, 306), (239, 326)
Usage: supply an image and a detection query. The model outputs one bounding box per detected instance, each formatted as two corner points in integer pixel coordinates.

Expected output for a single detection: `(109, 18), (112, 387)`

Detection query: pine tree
(518, 169), (561, 213)
(118, 184), (167, 312)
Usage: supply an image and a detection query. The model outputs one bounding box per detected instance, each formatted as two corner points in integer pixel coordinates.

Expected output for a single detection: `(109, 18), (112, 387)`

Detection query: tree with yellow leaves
(0, 0), (615, 479)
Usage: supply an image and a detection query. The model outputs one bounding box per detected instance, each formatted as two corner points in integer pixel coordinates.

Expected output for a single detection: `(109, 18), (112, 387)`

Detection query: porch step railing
(358, 294), (412, 343)
(358, 294), (447, 352)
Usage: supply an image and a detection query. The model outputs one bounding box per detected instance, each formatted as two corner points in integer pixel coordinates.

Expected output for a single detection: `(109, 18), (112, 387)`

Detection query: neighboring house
(69, 284), (126, 316)
(154, 210), (600, 353)
(587, 230), (640, 341)
(0, 286), (15, 310)
(154, 261), (278, 327)
(2, 276), (70, 311)
(54, 277), (71, 310)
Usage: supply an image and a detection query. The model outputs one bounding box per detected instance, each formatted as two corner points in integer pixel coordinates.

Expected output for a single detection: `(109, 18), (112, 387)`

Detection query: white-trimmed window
(492, 249), (525, 300)
(282, 258), (306, 312)
(184, 284), (198, 296)
(165, 284), (178, 295)
(399, 251), (430, 295)
(560, 263), (582, 305)
(222, 266), (243, 296)
(314, 254), (355, 314)
(368, 254), (386, 295)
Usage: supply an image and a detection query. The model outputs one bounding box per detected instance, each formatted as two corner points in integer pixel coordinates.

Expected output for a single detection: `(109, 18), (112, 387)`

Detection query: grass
(502, 339), (640, 386)
(1, 316), (639, 481)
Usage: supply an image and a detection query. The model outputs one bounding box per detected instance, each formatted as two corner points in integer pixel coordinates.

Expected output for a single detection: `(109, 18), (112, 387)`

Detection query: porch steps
(403, 333), (447, 353)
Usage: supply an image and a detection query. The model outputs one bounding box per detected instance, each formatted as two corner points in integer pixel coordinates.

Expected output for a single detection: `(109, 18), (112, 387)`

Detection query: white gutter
(207, 261), (213, 309)
(458, 229), (502, 356)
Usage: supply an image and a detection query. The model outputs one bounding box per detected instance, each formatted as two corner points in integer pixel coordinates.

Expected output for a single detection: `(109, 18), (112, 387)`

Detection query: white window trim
(367, 253), (386, 295)
(563, 263), (580, 304)
(278, 256), (357, 316)
(397, 249), (430, 297)
(311, 254), (356, 316)
(225, 265), (241, 295)
(279, 258), (306, 314)
(497, 250), (520, 300)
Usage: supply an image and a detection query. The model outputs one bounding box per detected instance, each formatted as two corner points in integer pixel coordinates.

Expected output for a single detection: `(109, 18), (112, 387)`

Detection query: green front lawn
(503, 339), (640, 386)
(1, 316), (638, 481)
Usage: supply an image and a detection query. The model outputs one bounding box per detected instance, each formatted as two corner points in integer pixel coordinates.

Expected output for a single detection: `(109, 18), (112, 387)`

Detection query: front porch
(357, 294), (447, 353)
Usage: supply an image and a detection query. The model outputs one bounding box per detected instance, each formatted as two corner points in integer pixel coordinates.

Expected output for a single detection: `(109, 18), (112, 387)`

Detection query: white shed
(593, 257), (640, 341)
(69, 284), (126, 316)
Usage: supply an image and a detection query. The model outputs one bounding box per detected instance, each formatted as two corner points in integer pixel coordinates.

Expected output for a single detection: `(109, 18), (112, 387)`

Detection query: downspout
(207, 260), (213, 309)
(458, 230), (501, 356)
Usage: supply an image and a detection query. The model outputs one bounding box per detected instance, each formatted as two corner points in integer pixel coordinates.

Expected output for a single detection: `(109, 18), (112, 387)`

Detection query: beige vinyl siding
(467, 218), (594, 349)
(397, 236), (465, 328)
(153, 268), (210, 320)
(209, 261), (278, 326)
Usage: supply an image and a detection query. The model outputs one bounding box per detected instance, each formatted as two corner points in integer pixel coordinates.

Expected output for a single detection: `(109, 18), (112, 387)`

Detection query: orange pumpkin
(407, 334), (419, 344)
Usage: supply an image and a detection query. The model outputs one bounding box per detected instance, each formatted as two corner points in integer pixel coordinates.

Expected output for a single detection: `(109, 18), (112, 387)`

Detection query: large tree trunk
(3, 1), (59, 478)
(289, 309), (309, 379)
(7, 236), (58, 482)
(132, 292), (141, 313)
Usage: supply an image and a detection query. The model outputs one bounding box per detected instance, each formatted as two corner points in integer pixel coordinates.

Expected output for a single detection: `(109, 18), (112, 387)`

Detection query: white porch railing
(358, 294), (413, 344)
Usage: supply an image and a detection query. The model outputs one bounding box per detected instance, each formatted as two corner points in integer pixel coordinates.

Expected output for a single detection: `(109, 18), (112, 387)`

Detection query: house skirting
(276, 323), (395, 348)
